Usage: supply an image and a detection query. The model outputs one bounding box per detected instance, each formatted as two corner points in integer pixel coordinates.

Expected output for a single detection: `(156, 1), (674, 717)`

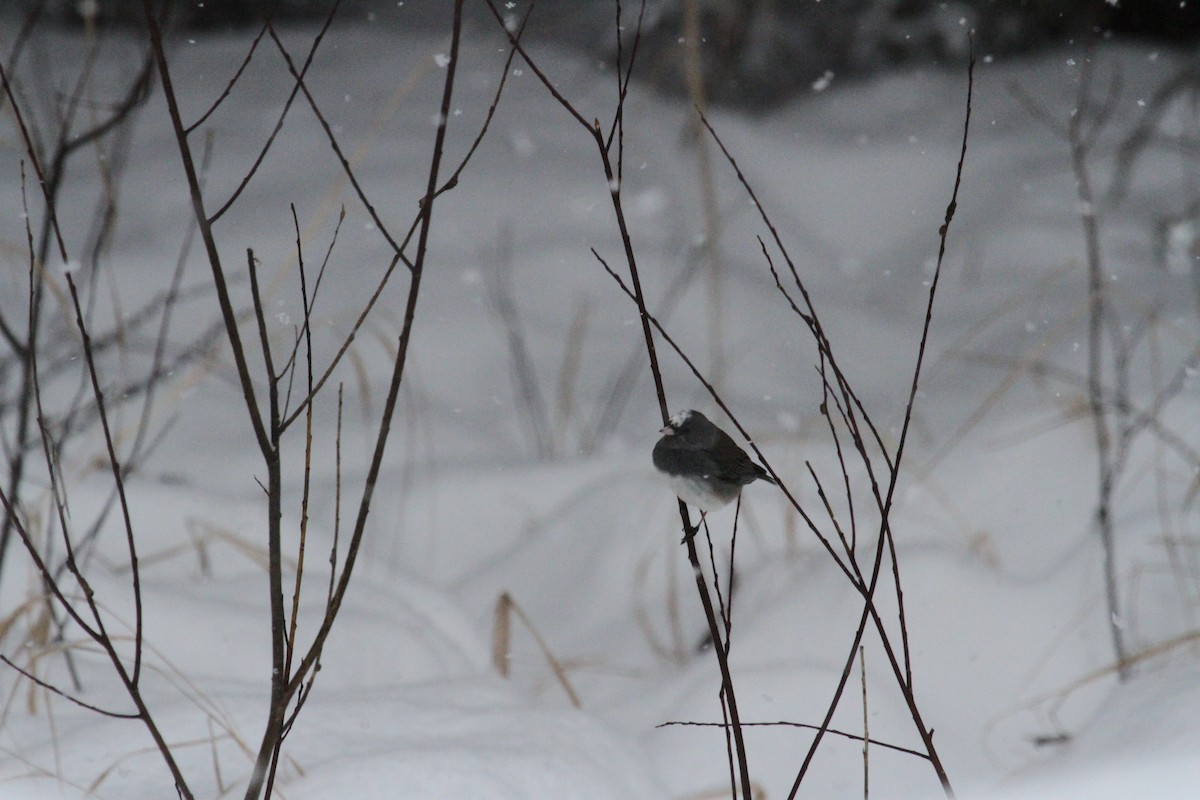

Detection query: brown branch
(736, 135), (893, 475)
(594, 38), (975, 798)
(483, 3), (754, 792)
(1069, 50), (1129, 679)
(481, 0), (592, 132)
(140, 0), (272, 459)
(65, 274), (144, 686)
(0, 654), (138, 719)
(261, 16), (404, 254)
(276, 11), (524, 432)
(244, 243), (288, 800)
(657, 719), (930, 760)
(186, 21), (270, 135)
(281, 0), (466, 713)
(0, 283), (195, 800)
(0, 61), (68, 262)
(593, 248), (856, 584)
(208, 2), (342, 224)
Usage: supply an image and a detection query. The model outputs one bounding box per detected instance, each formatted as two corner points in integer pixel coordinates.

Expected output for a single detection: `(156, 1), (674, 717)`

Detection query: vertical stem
(1069, 59), (1129, 679)
(245, 247), (287, 800)
(681, 0), (724, 392)
(282, 0), (465, 707)
(861, 645), (869, 800)
(596, 134), (752, 797)
(481, 1), (753, 791)
(138, 0), (271, 458)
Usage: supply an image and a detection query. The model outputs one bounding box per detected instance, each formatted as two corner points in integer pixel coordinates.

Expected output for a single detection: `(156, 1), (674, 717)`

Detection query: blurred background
(17, 0), (1200, 109)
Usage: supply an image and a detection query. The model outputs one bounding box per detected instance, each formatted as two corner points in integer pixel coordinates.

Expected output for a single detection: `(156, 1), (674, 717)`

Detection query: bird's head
(660, 409), (706, 436)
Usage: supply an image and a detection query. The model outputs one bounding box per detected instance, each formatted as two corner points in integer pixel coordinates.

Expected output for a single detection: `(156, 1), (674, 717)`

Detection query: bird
(652, 409), (776, 514)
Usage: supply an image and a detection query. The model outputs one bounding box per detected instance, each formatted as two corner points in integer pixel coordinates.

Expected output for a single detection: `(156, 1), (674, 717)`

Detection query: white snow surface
(0, 7), (1199, 799)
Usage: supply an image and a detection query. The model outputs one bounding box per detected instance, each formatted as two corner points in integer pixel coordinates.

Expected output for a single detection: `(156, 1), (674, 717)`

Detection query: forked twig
(481, 1), (754, 791)
(208, 2), (343, 224)
(593, 33), (974, 797)
(276, 14), (526, 432)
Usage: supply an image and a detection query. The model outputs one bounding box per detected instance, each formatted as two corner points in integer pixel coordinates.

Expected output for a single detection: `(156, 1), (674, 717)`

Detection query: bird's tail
(755, 464), (777, 485)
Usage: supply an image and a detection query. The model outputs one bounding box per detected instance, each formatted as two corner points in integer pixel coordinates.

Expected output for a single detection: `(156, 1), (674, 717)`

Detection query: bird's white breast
(664, 473), (738, 512)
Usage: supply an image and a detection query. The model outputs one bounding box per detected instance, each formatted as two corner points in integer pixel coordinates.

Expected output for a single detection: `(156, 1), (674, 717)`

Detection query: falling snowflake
(811, 70), (834, 92)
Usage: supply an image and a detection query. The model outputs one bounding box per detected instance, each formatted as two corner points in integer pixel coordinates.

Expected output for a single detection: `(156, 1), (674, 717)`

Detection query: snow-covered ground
(1, 4), (1199, 798)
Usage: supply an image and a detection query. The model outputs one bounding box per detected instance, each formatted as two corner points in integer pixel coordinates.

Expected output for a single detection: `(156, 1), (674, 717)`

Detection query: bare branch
(0, 654), (139, 719)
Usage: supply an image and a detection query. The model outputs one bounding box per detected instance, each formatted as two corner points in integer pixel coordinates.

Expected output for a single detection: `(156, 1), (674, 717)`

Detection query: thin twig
(594, 248), (856, 584)
(0, 654), (138, 719)
(208, 2), (342, 224)
(141, 0), (272, 459)
(1067, 50), (1129, 679)
(186, 21), (270, 134)
(861, 645), (870, 799)
(657, 719), (929, 760)
(280, 0), (466, 711)
(65, 274), (144, 686)
(481, 2), (754, 790)
(0, 61), (71, 262)
(276, 13), (525, 431)
(261, 14), (403, 253)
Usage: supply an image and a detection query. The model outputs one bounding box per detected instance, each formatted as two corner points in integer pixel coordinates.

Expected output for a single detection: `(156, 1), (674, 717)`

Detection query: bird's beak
(659, 425), (673, 435)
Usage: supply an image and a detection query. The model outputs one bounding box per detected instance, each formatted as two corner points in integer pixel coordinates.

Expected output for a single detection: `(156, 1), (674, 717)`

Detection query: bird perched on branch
(653, 409), (776, 513)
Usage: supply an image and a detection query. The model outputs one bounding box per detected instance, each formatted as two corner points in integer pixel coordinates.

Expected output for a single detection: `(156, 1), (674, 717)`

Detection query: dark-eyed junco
(653, 409), (776, 512)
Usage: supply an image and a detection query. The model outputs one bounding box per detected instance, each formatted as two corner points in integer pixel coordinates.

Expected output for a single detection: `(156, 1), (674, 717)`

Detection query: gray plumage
(652, 410), (775, 512)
